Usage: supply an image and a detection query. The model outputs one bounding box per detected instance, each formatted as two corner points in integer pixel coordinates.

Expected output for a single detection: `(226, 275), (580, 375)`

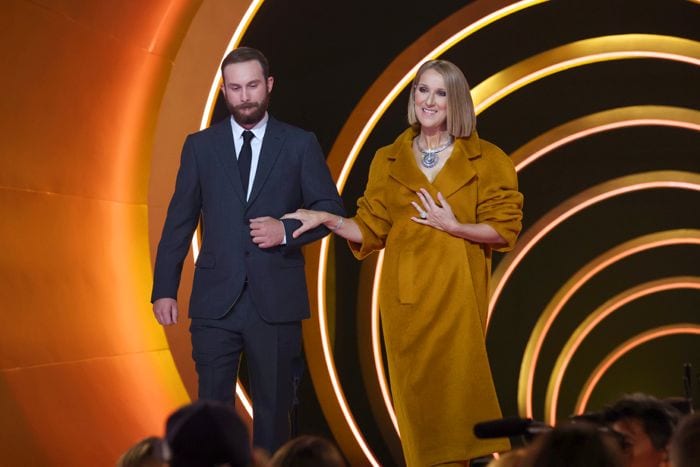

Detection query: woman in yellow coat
(284, 60), (523, 466)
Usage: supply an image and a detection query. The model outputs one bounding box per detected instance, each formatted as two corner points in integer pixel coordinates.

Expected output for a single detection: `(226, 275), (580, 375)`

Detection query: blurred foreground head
(603, 393), (680, 467)
(669, 412), (700, 467)
(116, 436), (166, 467)
(521, 421), (624, 467)
(270, 435), (346, 467)
(165, 400), (251, 467)
(486, 448), (527, 467)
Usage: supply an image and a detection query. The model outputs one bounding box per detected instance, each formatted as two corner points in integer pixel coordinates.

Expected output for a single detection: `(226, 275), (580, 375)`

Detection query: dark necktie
(238, 130), (254, 198)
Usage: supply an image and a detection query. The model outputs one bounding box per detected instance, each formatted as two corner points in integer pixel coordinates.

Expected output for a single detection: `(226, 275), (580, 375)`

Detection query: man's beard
(228, 93), (270, 126)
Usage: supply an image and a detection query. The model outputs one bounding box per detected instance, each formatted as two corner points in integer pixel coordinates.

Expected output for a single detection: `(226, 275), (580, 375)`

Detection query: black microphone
(473, 416), (551, 440)
(683, 362), (692, 400)
(683, 362), (694, 413)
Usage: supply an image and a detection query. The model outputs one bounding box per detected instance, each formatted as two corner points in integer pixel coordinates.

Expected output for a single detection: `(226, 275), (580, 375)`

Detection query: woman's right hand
(281, 209), (330, 238)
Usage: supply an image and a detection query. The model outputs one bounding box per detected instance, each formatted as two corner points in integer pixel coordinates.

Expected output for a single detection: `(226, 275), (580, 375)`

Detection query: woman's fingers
(436, 192), (452, 213)
(281, 208), (311, 220)
(411, 201), (428, 219)
(416, 190), (431, 212)
(292, 225), (311, 238)
(283, 209), (327, 238)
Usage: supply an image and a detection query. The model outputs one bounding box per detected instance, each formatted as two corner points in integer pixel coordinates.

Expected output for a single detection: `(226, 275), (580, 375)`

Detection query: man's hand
(153, 297), (178, 325)
(249, 216), (285, 248)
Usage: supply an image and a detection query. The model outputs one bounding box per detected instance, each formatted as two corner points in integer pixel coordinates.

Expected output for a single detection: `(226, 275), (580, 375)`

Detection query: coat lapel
(212, 119), (246, 204)
(432, 132), (480, 199)
(388, 128), (429, 193)
(387, 127), (480, 198)
(246, 116), (284, 208)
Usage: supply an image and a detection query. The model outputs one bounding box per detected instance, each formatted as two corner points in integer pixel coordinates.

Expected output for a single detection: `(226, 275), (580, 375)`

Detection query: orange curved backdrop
(3, 1), (698, 465)
(0, 1), (250, 465)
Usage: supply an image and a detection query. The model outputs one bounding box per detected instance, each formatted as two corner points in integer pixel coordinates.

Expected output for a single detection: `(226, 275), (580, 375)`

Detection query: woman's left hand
(281, 209), (326, 238)
(411, 188), (459, 233)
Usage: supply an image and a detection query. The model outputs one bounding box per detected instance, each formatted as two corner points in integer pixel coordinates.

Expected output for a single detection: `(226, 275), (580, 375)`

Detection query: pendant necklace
(417, 135), (454, 169)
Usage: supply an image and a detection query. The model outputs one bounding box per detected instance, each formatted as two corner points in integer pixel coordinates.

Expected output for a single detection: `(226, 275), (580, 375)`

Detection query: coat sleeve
(348, 152), (393, 259)
(151, 135), (202, 301)
(282, 132), (346, 249)
(476, 143), (524, 252)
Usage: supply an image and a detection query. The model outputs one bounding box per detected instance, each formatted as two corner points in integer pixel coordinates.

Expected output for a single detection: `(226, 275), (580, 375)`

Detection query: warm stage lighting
(309, 2), (547, 462)
(517, 230), (700, 419)
(510, 106), (700, 172)
(575, 324), (700, 415)
(180, 3), (700, 464)
(473, 34), (700, 114)
(546, 277), (700, 423)
(504, 172), (700, 416)
(313, 30), (700, 464)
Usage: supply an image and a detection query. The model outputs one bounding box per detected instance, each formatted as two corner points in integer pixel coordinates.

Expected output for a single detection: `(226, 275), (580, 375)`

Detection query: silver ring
(420, 211), (428, 219)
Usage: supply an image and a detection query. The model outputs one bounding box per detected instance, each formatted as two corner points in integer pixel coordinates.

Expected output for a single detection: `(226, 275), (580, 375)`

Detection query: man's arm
(151, 136), (202, 323)
(249, 132), (344, 249)
(283, 133), (345, 248)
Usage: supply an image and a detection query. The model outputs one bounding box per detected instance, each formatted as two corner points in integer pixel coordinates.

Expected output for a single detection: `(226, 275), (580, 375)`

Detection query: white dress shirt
(230, 113), (268, 201)
(229, 113), (286, 243)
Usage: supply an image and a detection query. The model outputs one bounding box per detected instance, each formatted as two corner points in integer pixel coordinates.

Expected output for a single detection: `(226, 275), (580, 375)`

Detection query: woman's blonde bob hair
(407, 59), (476, 137)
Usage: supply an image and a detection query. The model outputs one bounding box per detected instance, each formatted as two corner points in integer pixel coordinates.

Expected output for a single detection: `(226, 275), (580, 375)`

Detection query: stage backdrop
(1, 1), (698, 465)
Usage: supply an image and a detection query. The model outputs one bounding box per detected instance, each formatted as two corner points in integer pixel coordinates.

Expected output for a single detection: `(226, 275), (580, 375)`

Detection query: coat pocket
(398, 249), (416, 304)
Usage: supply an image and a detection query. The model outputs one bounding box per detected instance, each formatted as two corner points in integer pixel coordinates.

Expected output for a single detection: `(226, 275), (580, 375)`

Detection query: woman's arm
(282, 210), (364, 244)
(411, 188), (507, 245)
(446, 221), (506, 244)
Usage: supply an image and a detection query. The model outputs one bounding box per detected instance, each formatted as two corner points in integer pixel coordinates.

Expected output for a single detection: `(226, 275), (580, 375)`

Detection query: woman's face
(413, 68), (449, 132)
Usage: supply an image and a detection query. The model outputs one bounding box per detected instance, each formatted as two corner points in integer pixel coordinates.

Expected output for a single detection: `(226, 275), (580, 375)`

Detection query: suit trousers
(189, 283), (302, 454)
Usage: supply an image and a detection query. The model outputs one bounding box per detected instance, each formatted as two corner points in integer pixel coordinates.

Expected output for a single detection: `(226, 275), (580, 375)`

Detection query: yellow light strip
(369, 251), (399, 434)
(518, 230), (700, 418)
(315, 237), (380, 465)
(510, 106), (700, 171)
(473, 39), (700, 317)
(491, 172), (700, 321)
(508, 106), (700, 421)
(575, 324), (700, 414)
(234, 385), (253, 417)
(503, 173), (700, 416)
(472, 34), (700, 114)
(546, 277), (700, 423)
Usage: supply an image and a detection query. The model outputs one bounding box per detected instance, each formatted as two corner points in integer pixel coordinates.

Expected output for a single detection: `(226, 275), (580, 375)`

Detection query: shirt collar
(230, 113), (269, 141)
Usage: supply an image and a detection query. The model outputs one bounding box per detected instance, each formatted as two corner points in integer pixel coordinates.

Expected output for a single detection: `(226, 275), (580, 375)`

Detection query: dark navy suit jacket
(151, 116), (345, 323)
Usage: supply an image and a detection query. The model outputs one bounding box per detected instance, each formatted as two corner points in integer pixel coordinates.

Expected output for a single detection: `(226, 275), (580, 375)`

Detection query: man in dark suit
(151, 47), (344, 454)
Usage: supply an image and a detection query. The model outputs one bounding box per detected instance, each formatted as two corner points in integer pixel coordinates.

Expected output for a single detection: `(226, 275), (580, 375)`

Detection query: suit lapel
(212, 119), (246, 204)
(246, 116), (284, 208)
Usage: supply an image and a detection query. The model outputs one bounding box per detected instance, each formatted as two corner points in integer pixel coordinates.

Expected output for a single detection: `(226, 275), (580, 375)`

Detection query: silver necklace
(417, 135), (454, 168)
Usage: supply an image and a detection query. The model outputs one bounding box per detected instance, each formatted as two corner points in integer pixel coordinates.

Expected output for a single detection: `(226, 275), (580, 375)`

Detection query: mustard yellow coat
(350, 128), (523, 466)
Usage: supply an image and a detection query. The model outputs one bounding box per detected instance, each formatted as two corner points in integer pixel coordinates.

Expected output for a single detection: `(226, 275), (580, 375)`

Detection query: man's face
(613, 418), (669, 467)
(221, 60), (273, 128)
